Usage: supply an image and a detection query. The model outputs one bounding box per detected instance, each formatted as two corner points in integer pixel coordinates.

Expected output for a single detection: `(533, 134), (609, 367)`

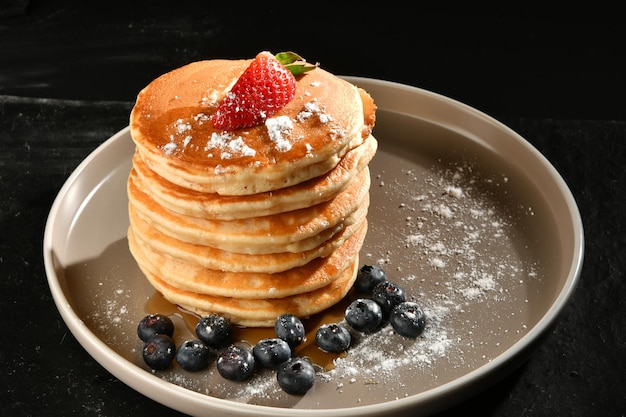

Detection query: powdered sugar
(265, 116), (294, 152)
(205, 132), (256, 159)
(321, 158), (540, 391)
(297, 99), (333, 125)
(160, 99), (337, 159)
(158, 80), (354, 163)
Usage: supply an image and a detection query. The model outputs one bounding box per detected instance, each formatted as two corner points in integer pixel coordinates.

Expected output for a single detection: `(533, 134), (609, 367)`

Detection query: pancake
(141, 254), (360, 328)
(129, 201), (368, 274)
(128, 220), (366, 299)
(128, 166), (371, 254)
(129, 58), (376, 195)
(131, 134), (377, 220)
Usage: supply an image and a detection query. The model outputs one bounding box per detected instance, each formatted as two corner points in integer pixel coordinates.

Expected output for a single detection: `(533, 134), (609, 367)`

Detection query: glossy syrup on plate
(145, 290), (350, 371)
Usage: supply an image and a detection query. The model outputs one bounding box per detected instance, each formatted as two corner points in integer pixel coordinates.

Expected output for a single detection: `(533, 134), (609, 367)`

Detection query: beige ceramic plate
(43, 77), (583, 417)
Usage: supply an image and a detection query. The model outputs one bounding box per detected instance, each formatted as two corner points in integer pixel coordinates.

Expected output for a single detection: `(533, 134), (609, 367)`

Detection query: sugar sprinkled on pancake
(130, 58), (375, 195)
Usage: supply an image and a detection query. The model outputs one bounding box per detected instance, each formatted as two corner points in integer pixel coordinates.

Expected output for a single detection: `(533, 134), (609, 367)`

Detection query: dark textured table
(2, 2), (625, 416)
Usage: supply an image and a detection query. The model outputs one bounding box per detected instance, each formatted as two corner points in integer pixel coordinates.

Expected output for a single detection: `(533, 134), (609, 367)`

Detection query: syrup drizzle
(145, 291), (352, 370)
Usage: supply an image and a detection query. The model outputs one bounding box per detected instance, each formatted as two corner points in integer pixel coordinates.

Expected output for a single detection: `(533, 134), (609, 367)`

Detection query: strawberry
(212, 51), (316, 131)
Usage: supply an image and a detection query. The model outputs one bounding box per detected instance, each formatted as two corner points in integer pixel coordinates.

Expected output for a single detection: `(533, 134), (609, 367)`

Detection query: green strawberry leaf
(275, 51), (303, 64)
(275, 51), (318, 75)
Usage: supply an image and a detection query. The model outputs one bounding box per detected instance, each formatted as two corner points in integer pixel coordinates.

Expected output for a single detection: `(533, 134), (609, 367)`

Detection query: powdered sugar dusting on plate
(322, 158), (540, 391)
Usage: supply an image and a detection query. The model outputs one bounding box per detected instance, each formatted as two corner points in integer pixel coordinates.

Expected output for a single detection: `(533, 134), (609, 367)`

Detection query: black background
(1, 1), (625, 416)
(3, 1), (625, 120)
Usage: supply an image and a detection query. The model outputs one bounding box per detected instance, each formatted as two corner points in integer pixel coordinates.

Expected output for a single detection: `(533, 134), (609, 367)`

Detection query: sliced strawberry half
(212, 51), (315, 131)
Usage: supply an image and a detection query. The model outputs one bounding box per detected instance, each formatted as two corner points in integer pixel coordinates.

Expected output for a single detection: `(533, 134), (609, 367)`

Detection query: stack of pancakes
(127, 58), (377, 327)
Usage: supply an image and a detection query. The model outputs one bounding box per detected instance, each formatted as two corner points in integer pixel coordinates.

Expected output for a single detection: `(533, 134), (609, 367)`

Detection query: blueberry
(315, 323), (351, 353)
(371, 281), (406, 317)
(175, 339), (211, 371)
(137, 313), (174, 342)
(354, 264), (387, 294)
(345, 298), (382, 333)
(276, 357), (315, 395)
(390, 301), (426, 338)
(216, 345), (255, 381)
(142, 334), (176, 370)
(275, 314), (306, 348)
(196, 314), (233, 349)
(253, 338), (292, 369)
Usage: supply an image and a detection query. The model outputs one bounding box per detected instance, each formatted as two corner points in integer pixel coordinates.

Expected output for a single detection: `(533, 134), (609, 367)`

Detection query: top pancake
(130, 58), (376, 195)
(130, 134), (377, 220)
